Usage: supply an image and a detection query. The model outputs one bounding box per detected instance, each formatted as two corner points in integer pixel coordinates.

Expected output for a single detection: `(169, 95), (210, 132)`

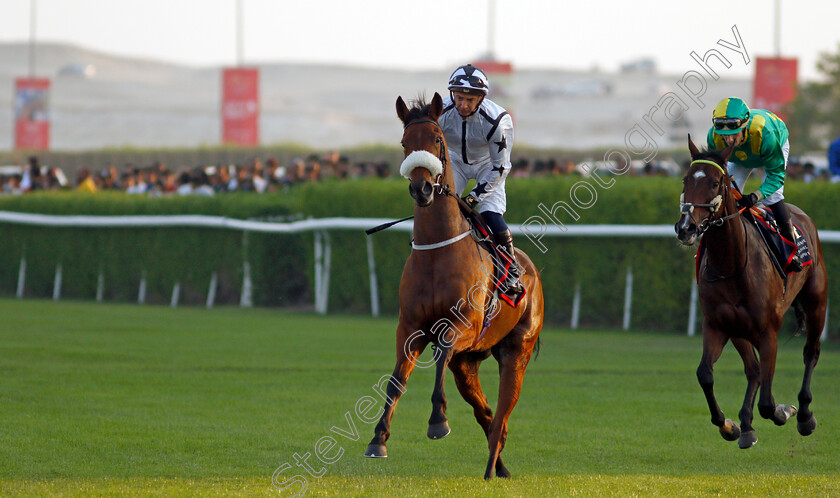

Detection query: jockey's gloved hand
(736, 191), (761, 210)
(463, 195), (479, 209)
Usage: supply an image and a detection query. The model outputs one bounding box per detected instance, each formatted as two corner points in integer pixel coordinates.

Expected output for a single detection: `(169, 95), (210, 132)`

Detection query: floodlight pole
(487, 0), (496, 60)
(236, 0), (244, 66)
(774, 0), (780, 56)
(29, 0), (37, 76)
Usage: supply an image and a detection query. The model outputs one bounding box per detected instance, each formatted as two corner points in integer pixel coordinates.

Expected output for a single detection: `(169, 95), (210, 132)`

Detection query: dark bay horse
(675, 136), (828, 449)
(364, 92), (544, 479)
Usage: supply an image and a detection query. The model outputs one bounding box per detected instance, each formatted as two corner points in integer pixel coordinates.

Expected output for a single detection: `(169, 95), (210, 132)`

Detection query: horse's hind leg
(795, 280), (826, 436)
(365, 325), (428, 458)
(449, 353), (510, 478)
(697, 326), (740, 441)
(731, 338), (760, 448)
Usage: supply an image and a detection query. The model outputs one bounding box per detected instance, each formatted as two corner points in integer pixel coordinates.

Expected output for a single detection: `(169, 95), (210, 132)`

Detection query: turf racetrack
(2, 298), (839, 496)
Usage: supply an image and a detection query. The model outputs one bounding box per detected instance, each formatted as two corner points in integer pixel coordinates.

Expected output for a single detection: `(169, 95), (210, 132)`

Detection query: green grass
(1, 299), (839, 496)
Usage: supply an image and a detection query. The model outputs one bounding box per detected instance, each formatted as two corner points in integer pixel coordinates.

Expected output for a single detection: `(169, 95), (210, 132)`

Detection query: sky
(1, 0), (839, 81)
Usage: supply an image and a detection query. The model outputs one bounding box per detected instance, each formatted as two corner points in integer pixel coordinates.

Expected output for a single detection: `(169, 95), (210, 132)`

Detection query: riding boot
(769, 201), (803, 272)
(492, 229), (525, 293)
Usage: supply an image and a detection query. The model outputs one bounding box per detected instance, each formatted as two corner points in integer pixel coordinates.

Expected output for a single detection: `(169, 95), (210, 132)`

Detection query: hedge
(1, 176), (838, 334)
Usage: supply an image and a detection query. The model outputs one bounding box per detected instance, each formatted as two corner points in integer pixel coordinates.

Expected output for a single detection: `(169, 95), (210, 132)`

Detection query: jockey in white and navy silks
(439, 64), (522, 293)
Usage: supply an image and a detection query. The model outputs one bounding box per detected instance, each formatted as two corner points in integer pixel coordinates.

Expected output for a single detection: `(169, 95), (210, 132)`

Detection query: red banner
(14, 78), (51, 150)
(752, 57), (798, 121)
(222, 68), (260, 145)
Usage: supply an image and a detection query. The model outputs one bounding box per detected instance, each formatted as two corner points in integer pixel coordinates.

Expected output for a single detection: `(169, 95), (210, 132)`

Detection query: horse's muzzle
(675, 215), (697, 246)
(409, 180), (434, 207)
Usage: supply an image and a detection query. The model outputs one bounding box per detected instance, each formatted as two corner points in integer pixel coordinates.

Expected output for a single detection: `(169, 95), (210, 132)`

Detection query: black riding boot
(493, 229), (525, 293)
(769, 201), (803, 272)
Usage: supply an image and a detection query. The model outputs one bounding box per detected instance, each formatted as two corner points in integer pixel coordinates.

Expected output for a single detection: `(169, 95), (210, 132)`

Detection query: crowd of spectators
(1, 153), (392, 196)
(2, 150), (838, 197)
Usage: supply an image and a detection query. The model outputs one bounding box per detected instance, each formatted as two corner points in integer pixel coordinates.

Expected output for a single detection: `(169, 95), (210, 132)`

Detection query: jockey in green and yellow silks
(706, 97), (802, 271)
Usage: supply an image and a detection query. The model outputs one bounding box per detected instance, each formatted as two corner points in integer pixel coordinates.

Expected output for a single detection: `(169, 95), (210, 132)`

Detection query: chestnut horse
(364, 93), (544, 479)
(675, 136), (828, 449)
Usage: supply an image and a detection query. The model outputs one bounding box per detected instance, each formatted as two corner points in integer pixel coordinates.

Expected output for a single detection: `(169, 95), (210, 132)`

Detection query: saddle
(457, 201), (527, 308)
(747, 207), (812, 274)
(732, 188), (813, 278)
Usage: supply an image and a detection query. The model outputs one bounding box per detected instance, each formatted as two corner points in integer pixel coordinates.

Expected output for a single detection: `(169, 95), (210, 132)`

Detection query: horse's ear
(430, 92), (444, 121)
(687, 134), (701, 159)
(719, 140), (736, 164)
(396, 96), (409, 125)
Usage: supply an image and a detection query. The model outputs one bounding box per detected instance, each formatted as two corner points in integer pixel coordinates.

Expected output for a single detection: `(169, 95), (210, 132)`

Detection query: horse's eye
(712, 181), (720, 189)
(682, 177), (687, 185)
(435, 136), (443, 144)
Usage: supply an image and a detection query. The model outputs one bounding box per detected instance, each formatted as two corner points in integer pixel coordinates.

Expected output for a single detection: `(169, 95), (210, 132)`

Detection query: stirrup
(504, 277), (524, 294)
(503, 269), (524, 293)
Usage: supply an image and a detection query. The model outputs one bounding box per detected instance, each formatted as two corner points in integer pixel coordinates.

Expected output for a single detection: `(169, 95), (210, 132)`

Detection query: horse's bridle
(403, 118), (457, 199)
(680, 159), (743, 237)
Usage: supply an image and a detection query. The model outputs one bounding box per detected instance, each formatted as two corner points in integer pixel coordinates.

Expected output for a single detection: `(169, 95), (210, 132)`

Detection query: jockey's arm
(757, 138), (786, 199)
(470, 115), (514, 203)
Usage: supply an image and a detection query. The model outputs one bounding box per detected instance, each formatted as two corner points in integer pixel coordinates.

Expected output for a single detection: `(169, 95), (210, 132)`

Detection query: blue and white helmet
(447, 64), (489, 96)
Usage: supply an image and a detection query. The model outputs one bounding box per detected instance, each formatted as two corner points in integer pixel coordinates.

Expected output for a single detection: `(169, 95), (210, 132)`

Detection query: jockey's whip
(365, 215), (413, 235)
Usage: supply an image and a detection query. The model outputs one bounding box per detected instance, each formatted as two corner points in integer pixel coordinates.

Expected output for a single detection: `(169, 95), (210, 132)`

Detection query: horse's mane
(404, 94), (435, 123)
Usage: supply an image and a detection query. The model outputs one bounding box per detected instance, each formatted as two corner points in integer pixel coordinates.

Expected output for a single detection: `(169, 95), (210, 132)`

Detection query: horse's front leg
(427, 342), (454, 439)
(365, 325), (428, 458)
(484, 338), (534, 480)
(449, 353), (510, 478)
(697, 326), (740, 441)
(756, 333), (797, 428)
(731, 338), (760, 448)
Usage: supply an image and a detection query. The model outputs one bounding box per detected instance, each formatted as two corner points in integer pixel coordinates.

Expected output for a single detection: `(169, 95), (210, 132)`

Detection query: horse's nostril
(409, 181), (433, 206)
(421, 182), (433, 197)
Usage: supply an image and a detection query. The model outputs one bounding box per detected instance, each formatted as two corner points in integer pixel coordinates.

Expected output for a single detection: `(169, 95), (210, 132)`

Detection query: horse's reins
(680, 159), (745, 237)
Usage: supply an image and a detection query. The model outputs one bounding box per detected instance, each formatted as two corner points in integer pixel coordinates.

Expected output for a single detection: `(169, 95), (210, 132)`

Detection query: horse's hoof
(719, 419), (741, 441)
(773, 404), (797, 426)
(797, 415), (817, 436)
(364, 443), (388, 458)
(496, 466), (511, 479)
(427, 421), (451, 440)
(738, 430), (757, 449)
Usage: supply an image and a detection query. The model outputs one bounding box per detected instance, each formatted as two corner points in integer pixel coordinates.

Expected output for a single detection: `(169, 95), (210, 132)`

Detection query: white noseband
(400, 150), (443, 179)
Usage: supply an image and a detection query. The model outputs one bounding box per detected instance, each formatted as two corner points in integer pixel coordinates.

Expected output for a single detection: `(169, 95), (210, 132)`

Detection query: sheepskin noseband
(400, 150), (443, 179)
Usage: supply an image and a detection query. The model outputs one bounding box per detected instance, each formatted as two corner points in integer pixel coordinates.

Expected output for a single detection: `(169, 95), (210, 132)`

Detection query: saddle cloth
(749, 206), (813, 274)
